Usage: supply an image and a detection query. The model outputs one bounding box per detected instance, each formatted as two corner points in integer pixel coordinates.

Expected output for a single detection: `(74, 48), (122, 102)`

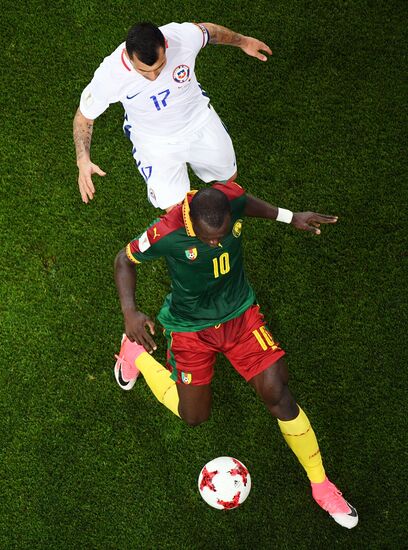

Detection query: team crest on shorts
(232, 219), (243, 238)
(185, 247), (198, 261)
(181, 372), (192, 384)
(173, 64), (190, 83)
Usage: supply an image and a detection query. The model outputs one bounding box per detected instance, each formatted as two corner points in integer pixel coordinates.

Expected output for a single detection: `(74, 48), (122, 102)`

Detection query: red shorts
(164, 305), (285, 386)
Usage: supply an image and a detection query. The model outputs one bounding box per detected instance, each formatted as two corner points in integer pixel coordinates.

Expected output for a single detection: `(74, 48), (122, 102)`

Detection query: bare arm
(73, 108), (106, 203)
(114, 249), (157, 352)
(73, 108), (94, 164)
(201, 23), (272, 61)
(244, 194), (338, 235)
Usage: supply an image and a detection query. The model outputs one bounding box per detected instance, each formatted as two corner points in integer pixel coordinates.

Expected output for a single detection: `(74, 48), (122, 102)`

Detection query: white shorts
(124, 107), (237, 209)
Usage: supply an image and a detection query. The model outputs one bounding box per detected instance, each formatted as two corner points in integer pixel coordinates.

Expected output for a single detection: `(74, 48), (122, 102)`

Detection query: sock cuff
(135, 351), (162, 372)
(278, 406), (311, 437)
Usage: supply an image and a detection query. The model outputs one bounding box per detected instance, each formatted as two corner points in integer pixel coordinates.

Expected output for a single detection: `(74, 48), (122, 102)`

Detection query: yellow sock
(135, 353), (180, 417)
(278, 406), (326, 483)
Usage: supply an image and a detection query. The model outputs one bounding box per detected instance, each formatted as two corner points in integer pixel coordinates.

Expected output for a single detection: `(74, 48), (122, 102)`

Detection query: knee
(262, 378), (287, 409)
(180, 410), (210, 427)
(252, 358), (297, 417)
(264, 384), (297, 419)
(176, 385), (212, 426)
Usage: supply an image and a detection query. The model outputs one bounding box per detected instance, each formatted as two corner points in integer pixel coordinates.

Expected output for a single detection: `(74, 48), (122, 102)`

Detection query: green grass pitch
(0, 1), (406, 548)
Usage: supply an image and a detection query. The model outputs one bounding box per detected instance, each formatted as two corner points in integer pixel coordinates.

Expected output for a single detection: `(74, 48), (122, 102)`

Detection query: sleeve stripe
(126, 243), (140, 264)
(194, 23), (210, 48)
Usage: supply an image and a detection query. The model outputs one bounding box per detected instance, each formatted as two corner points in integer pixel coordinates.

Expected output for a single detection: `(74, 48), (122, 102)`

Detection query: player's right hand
(124, 310), (157, 354)
(77, 160), (106, 203)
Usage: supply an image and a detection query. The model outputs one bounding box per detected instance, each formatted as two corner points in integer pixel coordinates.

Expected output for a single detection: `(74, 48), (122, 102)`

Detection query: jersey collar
(121, 37), (169, 73)
(182, 190), (198, 237)
(121, 49), (132, 72)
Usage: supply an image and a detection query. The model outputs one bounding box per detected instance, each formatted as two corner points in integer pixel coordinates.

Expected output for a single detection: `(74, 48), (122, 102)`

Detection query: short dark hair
(126, 22), (165, 65)
(190, 188), (231, 229)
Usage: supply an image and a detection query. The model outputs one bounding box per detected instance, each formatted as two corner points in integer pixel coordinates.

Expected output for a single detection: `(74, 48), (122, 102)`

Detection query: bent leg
(249, 357), (298, 420)
(176, 383), (212, 427)
(135, 353), (180, 417)
(135, 353), (212, 424)
(189, 107), (237, 183)
(164, 328), (216, 426)
(129, 133), (191, 210)
(250, 358), (325, 483)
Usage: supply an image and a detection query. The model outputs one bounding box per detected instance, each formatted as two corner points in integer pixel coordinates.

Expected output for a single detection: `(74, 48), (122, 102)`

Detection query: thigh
(188, 107), (237, 182)
(165, 329), (217, 425)
(130, 138), (190, 209)
(224, 305), (286, 382)
(176, 383), (213, 426)
(164, 330), (217, 386)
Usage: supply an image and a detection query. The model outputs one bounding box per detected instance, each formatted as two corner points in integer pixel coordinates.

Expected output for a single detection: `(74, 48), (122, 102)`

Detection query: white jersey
(79, 22), (212, 139)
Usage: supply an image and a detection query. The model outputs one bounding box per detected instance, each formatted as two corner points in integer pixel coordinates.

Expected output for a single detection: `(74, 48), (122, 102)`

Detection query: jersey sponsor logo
(138, 231), (151, 253)
(173, 64), (190, 83)
(232, 219), (243, 238)
(181, 371), (192, 384)
(152, 227), (161, 240)
(185, 247), (198, 261)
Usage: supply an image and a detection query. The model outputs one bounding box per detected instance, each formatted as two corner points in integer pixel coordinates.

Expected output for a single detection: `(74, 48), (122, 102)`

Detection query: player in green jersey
(114, 180), (358, 529)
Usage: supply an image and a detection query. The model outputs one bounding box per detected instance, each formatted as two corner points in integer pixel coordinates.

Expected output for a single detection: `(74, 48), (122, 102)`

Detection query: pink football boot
(311, 477), (358, 528)
(114, 334), (145, 390)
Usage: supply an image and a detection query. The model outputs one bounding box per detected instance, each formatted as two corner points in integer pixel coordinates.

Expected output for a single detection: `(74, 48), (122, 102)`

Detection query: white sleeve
(177, 22), (209, 54)
(79, 62), (117, 120)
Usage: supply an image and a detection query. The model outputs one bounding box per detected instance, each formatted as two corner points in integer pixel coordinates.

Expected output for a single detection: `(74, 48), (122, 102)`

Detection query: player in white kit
(74, 22), (271, 210)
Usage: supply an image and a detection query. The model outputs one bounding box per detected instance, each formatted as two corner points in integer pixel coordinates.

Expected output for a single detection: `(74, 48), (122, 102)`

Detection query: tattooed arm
(73, 108), (106, 203)
(201, 23), (272, 61)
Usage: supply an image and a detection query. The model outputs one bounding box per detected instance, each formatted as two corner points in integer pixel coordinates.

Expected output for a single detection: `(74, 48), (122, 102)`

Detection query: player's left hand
(292, 212), (338, 235)
(241, 36), (272, 61)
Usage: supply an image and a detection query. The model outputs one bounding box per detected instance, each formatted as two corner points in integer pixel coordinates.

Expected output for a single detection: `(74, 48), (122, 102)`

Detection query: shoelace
(317, 487), (349, 514)
(114, 354), (129, 369)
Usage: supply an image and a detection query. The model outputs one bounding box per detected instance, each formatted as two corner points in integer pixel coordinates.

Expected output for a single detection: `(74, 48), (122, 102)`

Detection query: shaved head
(190, 188), (231, 228)
(190, 188), (231, 247)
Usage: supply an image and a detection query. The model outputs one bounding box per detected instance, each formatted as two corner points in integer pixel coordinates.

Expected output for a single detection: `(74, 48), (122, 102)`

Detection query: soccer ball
(198, 456), (251, 509)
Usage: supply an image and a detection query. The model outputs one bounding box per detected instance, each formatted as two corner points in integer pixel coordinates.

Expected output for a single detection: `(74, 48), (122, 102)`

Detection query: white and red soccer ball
(198, 456), (251, 509)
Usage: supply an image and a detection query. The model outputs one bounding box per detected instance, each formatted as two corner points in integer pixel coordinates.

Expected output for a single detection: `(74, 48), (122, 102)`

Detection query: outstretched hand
(124, 310), (157, 353)
(292, 212), (338, 235)
(77, 160), (106, 203)
(241, 36), (272, 61)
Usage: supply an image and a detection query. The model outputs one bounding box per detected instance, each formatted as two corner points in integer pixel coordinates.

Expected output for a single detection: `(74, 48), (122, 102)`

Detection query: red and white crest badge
(173, 64), (190, 83)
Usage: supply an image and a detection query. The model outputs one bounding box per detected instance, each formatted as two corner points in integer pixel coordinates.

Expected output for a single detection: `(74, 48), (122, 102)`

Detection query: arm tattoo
(73, 110), (93, 162)
(204, 23), (244, 46)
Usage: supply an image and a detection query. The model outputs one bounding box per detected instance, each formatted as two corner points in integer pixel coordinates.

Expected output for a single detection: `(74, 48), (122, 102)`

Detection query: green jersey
(126, 181), (255, 331)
